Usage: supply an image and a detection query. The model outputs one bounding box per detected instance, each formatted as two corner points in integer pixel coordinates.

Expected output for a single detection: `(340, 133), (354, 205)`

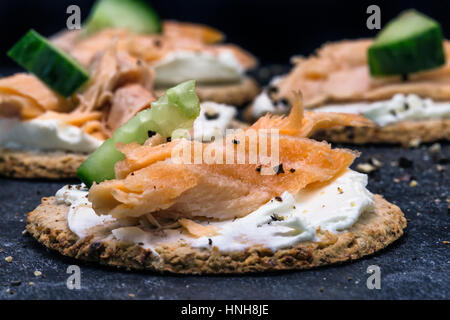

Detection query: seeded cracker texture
(0, 148), (88, 179)
(26, 195), (406, 274)
(313, 119), (450, 147)
(155, 76), (260, 106)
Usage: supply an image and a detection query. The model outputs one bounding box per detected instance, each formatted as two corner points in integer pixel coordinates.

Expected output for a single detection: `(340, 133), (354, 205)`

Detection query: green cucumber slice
(83, 0), (162, 36)
(7, 30), (89, 97)
(368, 10), (445, 77)
(77, 80), (200, 187)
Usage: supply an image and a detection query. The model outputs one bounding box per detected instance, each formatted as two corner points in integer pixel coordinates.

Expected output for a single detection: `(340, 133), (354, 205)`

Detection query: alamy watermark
(66, 265), (81, 290)
(66, 5), (81, 30)
(366, 265), (381, 289)
(367, 5), (381, 30)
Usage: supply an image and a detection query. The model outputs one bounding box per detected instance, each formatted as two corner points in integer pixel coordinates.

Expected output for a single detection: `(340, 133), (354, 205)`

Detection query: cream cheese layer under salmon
(270, 40), (450, 108)
(88, 95), (372, 222)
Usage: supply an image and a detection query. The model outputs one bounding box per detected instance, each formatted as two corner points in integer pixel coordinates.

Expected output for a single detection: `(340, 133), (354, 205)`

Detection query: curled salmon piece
(251, 92), (373, 137)
(36, 110), (103, 126)
(89, 94), (359, 221)
(0, 74), (72, 119)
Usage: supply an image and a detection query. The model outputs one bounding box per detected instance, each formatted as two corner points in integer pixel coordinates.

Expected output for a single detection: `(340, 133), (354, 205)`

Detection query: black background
(1, 0), (450, 67)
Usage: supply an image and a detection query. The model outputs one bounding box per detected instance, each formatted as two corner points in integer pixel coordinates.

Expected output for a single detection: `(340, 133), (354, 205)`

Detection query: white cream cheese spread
(57, 169), (374, 253)
(194, 102), (237, 141)
(0, 118), (103, 153)
(55, 185), (116, 238)
(315, 94), (450, 126)
(154, 50), (244, 86)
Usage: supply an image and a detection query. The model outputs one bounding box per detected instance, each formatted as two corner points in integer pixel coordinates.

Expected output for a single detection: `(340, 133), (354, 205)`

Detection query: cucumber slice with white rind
(8, 30), (89, 97)
(368, 10), (445, 77)
(77, 80), (200, 187)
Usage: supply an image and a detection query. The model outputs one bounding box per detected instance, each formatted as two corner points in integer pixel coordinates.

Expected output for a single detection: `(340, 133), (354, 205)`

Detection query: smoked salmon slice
(89, 94), (366, 221)
(51, 21), (256, 71)
(274, 39), (450, 108)
(0, 73), (72, 119)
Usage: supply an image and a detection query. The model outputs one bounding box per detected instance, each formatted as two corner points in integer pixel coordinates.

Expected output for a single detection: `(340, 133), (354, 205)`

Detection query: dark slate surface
(0, 143), (448, 300)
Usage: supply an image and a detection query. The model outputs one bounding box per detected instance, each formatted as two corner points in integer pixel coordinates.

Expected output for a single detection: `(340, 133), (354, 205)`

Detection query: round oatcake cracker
(313, 118), (450, 147)
(155, 77), (260, 107)
(26, 195), (406, 274)
(0, 148), (88, 179)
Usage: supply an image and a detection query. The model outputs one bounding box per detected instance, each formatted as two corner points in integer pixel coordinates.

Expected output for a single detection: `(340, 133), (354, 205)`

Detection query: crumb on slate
(408, 138), (421, 148)
(356, 163), (376, 173)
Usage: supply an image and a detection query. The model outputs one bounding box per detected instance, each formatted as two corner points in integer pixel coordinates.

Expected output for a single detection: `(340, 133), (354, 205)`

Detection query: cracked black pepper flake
(166, 137), (172, 142)
(232, 139), (240, 145)
(267, 85), (278, 95)
(270, 214), (284, 221)
(290, 168), (295, 173)
(274, 164), (285, 174)
(10, 280), (21, 286)
(256, 165), (262, 173)
(154, 39), (162, 47)
(404, 102), (409, 110)
(278, 98), (289, 106)
(275, 196), (283, 202)
(208, 238), (213, 245)
(147, 130), (156, 138)
(204, 111), (219, 120)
